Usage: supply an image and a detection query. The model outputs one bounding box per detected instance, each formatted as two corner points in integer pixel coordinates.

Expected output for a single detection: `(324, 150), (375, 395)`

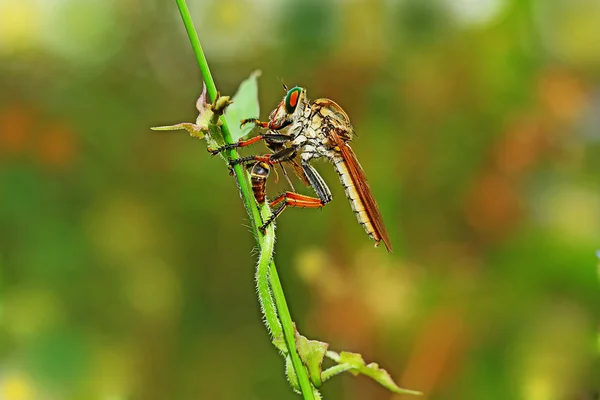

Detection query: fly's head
(267, 86), (308, 130)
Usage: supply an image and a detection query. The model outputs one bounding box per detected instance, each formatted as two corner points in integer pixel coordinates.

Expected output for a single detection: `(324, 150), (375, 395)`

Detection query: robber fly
(211, 86), (392, 252)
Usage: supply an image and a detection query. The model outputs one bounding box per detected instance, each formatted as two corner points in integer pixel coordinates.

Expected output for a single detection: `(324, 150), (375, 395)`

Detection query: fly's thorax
(310, 98), (355, 144)
(298, 136), (335, 163)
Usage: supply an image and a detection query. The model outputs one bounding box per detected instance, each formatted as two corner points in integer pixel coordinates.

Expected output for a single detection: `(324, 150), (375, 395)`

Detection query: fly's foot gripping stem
(207, 143), (237, 156)
(258, 220), (273, 234)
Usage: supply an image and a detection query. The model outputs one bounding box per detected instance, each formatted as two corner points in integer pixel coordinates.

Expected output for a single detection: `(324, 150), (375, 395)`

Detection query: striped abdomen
(250, 162), (270, 204)
(332, 156), (379, 243)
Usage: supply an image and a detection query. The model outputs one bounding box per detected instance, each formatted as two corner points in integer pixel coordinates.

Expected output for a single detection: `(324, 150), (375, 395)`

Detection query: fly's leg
(228, 146), (298, 168)
(302, 161), (333, 204)
(240, 118), (269, 129)
(208, 135), (265, 156)
(259, 192), (326, 232)
(207, 133), (292, 156)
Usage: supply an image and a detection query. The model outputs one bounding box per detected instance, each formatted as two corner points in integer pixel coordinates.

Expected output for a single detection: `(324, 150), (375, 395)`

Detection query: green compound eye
(284, 87), (302, 114)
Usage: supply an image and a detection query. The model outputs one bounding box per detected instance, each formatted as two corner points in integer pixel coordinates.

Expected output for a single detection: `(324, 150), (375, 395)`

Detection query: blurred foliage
(0, 0), (599, 399)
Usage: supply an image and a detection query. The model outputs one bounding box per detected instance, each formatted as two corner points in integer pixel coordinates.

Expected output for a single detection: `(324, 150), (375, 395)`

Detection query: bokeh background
(0, 0), (599, 399)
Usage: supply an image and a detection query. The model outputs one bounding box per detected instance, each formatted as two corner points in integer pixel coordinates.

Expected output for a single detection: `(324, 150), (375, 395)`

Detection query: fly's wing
(287, 157), (310, 186)
(289, 157), (310, 186)
(330, 128), (393, 252)
(278, 158), (310, 191)
(266, 140), (310, 187)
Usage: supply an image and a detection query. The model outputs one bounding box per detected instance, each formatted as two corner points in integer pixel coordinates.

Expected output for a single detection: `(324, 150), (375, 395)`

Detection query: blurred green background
(0, 0), (599, 399)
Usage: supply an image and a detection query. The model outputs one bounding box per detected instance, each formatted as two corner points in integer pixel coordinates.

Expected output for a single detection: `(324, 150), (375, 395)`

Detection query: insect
(249, 160), (332, 230)
(249, 161), (271, 205)
(211, 86), (392, 252)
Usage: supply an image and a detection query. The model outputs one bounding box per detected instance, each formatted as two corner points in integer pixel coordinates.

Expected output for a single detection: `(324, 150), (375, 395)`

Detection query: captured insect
(210, 85), (392, 252)
(249, 160), (330, 228)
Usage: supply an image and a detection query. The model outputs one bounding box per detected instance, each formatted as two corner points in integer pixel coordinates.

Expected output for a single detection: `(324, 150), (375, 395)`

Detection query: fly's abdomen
(333, 158), (378, 241)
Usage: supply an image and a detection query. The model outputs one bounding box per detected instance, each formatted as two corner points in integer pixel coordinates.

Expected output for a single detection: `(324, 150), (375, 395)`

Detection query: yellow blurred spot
(355, 258), (414, 325)
(90, 342), (133, 397)
(2, 288), (63, 340)
(295, 247), (327, 283)
(524, 374), (553, 400)
(0, 373), (34, 400)
(295, 248), (347, 299)
(340, 1), (384, 60)
(0, 1), (40, 52)
(551, 2), (600, 66)
(515, 305), (591, 400)
(542, 185), (600, 244)
(85, 196), (162, 265)
(215, 0), (242, 27)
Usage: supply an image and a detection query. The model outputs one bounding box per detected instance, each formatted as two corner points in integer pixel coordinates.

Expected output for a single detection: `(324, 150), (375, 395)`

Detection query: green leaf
(295, 332), (328, 388)
(225, 70), (261, 141)
(328, 351), (422, 396)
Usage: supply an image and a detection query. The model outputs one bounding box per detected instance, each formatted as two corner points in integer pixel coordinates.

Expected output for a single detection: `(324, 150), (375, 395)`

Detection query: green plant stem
(256, 205), (283, 343)
(175, 1), (315, 399)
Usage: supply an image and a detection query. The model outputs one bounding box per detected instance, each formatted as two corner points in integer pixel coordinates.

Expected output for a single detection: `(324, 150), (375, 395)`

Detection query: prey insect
(249, 161), (328, 232)
(211, 86), (392, 252)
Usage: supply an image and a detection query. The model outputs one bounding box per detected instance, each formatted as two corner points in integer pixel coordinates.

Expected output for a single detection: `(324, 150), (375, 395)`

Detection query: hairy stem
(256, 204), (284, 344)
(175, 1), (315, 398)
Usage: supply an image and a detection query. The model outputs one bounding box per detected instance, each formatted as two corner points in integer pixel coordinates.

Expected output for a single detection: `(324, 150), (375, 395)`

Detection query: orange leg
(260, 192), (325, 232)
(269, 192), (324, 208)
(208, 135), (266, 155)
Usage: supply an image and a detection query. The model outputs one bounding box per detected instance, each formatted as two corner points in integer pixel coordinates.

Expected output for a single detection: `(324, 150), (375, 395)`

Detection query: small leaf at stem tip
(337, 351), (422, 395)
(196, 83), (207, 112)
(295, 331), (328, 388)
(212, 95), (232, 115)
(225, 70), (261, 142)
(150, 122), (205, 139)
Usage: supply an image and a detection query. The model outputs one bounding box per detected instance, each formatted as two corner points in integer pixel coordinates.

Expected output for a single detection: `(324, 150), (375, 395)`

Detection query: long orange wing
(330, 129), (393, 252)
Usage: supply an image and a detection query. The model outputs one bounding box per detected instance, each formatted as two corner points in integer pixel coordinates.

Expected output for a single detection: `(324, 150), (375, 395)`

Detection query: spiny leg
(259, 192), (325, 232)
(229, 146), (298, 168)
(207, 133), (293, 156)
(279, 164), (296, 192)
(207, 135), (265, 156)
(240, 118), (269, 129)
